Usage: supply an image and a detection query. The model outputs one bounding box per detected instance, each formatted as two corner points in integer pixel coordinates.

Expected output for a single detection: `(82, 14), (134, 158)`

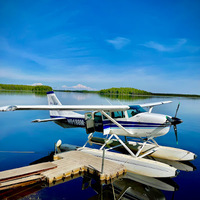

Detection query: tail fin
(47, 91), (62, 106)
(46, 91), (83, 118)
(47, 91), (62, 117)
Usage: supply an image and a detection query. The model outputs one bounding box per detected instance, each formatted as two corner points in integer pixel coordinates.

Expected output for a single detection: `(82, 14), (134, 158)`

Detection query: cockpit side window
(102, 112), (110, 120)
(127, 109), (137, 117)
(111, 111), (125, 118)
(127, 106), (146, 118)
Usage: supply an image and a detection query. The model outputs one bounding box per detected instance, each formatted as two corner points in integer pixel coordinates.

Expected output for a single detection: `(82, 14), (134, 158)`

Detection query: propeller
(173, 125), (178, 144)
(174, 103), (180, 118)
(166, 103), (183, 144)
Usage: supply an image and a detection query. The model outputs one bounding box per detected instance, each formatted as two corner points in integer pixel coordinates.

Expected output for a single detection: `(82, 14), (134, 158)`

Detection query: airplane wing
(0, 105), (130, 112)
(0, 101), (172, 112)
(139, 101), (172, 108)
(32, 117), (66, 123)
(139, 101), (172, 113)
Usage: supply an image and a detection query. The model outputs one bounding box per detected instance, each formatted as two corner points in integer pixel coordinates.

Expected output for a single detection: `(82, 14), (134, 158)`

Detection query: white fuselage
(47, 91), (171, 138)
(53, 111), (171, 138)
(104, 112), (170, 138)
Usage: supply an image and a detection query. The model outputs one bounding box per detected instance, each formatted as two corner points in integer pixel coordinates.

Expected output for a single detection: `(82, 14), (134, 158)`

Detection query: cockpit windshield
(127, 105), (146, 118)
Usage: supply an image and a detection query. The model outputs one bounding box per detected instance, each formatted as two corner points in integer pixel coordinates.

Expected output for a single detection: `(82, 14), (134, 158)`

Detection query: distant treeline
(55, 87), (151, 95)
(152, 93), (200, 98)
(0, 84), (52, 93)
(98, 88), (200, 98)
(55, 90), (97, 93)
(99, 87), (151, 95)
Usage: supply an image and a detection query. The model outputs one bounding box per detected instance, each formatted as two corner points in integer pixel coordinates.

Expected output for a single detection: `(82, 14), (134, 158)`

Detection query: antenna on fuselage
(117, 99), (124, 105)
(105, 98), (112, 105)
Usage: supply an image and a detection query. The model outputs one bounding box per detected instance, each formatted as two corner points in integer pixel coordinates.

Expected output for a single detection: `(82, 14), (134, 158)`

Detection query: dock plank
(0, 162), (57, 182)
(44, 151), (126, 182)
(0, 150), (126, 188)
(0, 175), (44, 188)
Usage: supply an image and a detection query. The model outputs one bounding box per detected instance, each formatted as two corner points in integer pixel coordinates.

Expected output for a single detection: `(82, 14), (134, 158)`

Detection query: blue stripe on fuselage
(103, 120), (167, 128)
(103, 124), (167, 130)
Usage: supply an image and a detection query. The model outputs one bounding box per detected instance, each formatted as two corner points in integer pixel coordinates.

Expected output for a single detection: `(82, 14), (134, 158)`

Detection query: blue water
(0, 92), (199, 199)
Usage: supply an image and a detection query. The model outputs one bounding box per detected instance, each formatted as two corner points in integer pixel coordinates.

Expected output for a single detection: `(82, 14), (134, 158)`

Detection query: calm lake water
(0, 91), (199, 199)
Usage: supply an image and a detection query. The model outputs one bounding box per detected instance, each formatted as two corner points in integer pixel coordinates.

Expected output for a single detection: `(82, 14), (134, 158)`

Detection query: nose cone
(171, 117), (183, 125)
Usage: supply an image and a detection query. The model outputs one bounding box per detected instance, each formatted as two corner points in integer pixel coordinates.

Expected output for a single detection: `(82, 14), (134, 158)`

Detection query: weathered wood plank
(0, 150), (126, 187)
(43, 151), (126, 183)
(0, 162), (57, 182)
(0, 175), (44, 190)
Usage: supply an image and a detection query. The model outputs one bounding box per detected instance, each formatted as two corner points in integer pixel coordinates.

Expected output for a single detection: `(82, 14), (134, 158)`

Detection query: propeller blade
(173, 125), (178, 144)
(175, 103), (180, 118)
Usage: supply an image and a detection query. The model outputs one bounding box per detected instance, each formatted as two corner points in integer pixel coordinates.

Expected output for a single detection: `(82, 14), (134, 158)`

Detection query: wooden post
(101, 148), (105, 174)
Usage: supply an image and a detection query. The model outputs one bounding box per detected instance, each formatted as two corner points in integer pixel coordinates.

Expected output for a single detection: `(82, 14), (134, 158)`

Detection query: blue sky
(0, 0), (199, 94)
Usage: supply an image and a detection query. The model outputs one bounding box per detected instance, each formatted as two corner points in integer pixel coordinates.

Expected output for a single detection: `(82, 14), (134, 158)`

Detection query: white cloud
(143, 41), (171, 52)
(0, 62), (199, 94)
(142, 39), (187, 52)
(0, 66), (80, 83)
(0, 37), (73, 70)
(177, 38), (187, 46)
(106, 37), (130, 49)
(32, 83), (43, 86)
(62, 84), (94, 90)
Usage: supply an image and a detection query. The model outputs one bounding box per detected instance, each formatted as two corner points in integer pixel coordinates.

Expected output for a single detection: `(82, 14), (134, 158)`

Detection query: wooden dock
(0, 150), (126, 191)
(0, 162), (56, 191)
(42, 150), (126, 183)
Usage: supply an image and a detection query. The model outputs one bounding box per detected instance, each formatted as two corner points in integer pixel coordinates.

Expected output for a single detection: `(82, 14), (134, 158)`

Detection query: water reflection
(0, 92), (199, 199)
(0, 90), (47, 97)
(0, 149), (196, 200)
(0, 170), (178, 200)
(72, 93), (92, 101)
(147, 157), (196, 172)
(0, 182), (46, 200)
(99, 94), (151, 101)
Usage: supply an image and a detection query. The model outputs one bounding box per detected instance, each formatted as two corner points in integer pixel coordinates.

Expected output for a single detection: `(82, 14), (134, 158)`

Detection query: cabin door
(85, 112), (94, 134)
(93, 112), (103, 132)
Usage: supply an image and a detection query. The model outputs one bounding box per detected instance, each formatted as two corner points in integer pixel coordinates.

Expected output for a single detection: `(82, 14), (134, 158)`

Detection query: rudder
(47, 91), (62, 106)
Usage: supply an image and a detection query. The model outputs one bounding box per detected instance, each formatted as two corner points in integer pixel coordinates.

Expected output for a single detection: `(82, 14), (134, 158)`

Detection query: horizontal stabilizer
(32, 117), (66, 123)
(0, 105), (17, 112)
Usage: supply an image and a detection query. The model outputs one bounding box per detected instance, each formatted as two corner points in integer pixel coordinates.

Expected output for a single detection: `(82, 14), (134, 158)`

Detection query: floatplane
(0, 91), (197, 178)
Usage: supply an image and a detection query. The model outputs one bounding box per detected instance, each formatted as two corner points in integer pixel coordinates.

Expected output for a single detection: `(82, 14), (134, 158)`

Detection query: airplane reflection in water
(0, 146), (196, 200)
(0, 171), (178, 200)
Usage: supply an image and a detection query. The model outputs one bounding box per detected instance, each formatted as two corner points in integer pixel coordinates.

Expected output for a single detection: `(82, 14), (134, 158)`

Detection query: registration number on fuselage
(67, 118), (85, 126)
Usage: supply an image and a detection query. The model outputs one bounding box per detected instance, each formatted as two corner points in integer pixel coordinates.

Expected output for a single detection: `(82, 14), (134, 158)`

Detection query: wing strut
(100, 110), (136, 157)
(113, 134), (136, 157)
(100, 134), (114, 150)
(83, 110), (160, 158)
(100, 110), (160, 158)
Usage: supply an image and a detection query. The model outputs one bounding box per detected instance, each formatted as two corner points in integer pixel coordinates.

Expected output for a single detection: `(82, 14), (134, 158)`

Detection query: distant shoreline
(0, 84), (52, 93)
(0, 83), (199, 98)
(1, 89), (199, 98)
(54, 90), (200, 98)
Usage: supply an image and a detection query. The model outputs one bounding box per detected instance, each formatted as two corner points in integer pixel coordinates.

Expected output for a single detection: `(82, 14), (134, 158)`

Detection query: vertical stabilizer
(46, 91), (83, 118)
(47, 91), (62, 117)
(47, 91), (62, 106)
